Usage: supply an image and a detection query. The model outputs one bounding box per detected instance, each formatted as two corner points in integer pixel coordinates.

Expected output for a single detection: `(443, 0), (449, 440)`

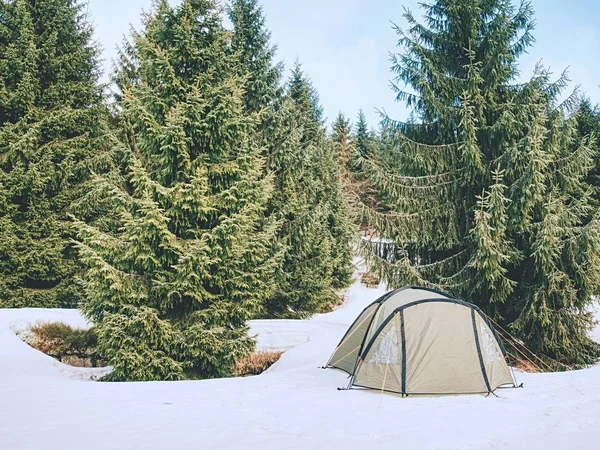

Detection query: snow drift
(1, 274), (599, 450)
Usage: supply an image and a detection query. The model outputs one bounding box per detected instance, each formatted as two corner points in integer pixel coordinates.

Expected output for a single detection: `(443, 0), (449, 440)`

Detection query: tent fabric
(326, 286), (516, 395)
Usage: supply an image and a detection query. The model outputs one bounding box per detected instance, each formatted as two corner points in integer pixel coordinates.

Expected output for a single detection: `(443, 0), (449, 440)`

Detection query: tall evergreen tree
(288, 60), (324, 124)
(74, 0), (279, 381)
(350, 111), (386, 213)
(228, 2), (354, 318)
(332, 112), (353, 170)
(355, 109), (372, 158)
(361, 0), (600, 366)
(0, 0), (110, 308)
(328, 112), (357, 287)
(229, 0), (282, 114)
(327, 115), (355, 290)
(263, 63), (353, 318)
(576, 98), (600, 205)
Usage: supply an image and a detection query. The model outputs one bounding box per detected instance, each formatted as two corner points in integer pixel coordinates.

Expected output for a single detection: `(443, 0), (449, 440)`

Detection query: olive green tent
(326, 286), (517, 396)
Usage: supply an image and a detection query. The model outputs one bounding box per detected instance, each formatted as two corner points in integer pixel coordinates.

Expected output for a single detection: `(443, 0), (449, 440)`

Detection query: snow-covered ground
(1, 268), (599, 450)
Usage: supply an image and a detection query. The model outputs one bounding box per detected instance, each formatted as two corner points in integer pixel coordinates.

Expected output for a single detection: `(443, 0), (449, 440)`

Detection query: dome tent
(326, 286), (518, 396)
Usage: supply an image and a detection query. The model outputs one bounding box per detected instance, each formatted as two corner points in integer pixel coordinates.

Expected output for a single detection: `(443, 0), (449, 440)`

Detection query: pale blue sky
(87, 0), (600, 127)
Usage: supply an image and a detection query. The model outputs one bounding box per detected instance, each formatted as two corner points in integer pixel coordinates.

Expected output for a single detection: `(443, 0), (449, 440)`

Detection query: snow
(1, 263), (599, 450)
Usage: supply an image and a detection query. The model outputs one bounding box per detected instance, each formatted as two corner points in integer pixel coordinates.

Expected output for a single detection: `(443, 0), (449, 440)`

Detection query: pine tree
(263, 63), (354, 318)
(74, 0), (279, 381)
(0, 0), (111, 308)
(361, 0), (600, 366)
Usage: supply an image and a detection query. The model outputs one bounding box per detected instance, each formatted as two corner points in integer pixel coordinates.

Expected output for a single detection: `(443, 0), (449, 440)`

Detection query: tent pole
(329, 344), (363, 368)
(327, 309), (377, 366)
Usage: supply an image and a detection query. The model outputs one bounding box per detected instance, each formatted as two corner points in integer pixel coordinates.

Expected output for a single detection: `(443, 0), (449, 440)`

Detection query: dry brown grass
(24, 322), (104, 368)
(510, 356), (540, 373)
(25, 323), (284, 375)
(233, 351), (284, 377)
(360, 225), (378, 237)
(361, 271), (380, 288)
(323, 292), (345, 314)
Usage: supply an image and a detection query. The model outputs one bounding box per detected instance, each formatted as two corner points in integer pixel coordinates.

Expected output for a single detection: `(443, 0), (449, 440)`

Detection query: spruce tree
(328, 187), (355, 291)
(328, 113), (357, 288)
(332, 112), (353, 171)
(576, 98), (600, 205)
(289, 63), (354, 293)
(355, 109), (372, 158)
(263, 63), (354, 318)
(350, 110), (386, 213)
(0, 0), (110, 308)
(228, 2), (354, 318)
(338, 111), (386, 215)
(229, 0), (283, 114)
(74, 0), (279, 381)
(361, 0), (600, 366)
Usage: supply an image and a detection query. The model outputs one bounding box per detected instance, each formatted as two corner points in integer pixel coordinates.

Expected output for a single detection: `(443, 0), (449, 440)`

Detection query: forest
(1, 0), (600, 381)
